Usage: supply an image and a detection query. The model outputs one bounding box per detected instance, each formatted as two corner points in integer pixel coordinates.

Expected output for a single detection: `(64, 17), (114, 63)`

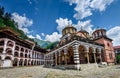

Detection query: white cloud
(41, 33), (45, 36)
(27, 35), (35, 39)
(55, 17), (94, 38)
(28, 34), (42, 40)
(48, 18), (94, 42)
(45, 32), (62, 42)
(107, 26), (120, 46)
(90, 0), (114, 11)
(56, 18), (72, 33)
(12, 12), (33, 34)
(66, 0), (114, 19)
(44, 18), (71, 42)
(36, 34), (42, 40)
(28, 0), (32, 4)
(74, 20), (94, 33)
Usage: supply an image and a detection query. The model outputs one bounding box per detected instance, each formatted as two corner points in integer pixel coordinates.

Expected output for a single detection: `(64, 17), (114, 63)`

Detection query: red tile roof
(113, 46), (120, 49)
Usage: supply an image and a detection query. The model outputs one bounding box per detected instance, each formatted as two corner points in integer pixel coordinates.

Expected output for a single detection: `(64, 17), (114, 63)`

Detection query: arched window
(14, 52), (19, 57)
(7, 41), (14, 47)
(0, 56), (1, 60)
(96, 33), (98, 38)
(79, 45), (87, 64)
(13, 58), (18, 66)
(67, 46), (74, 64)
(0, 40), (4, 46)
(20, 53), (24, 57)
(0, 48), (3, 54)
(15, 46), (19, 50)
(97, 32), (99, 37)
(25, 49), (28, 53)
(107, 43), (110, 47)
(21, 48), (24, 52)
(19, 59), (23, 66)
(6, 48), (12, 55)
(24, 59), (27, 66)
(5, 56), (11, 60)
(25, 54), (27, 58)
(99, 31), (102, 36)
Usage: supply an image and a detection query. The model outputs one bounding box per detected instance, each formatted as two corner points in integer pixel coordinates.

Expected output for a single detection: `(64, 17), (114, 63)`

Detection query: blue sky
(0, 0), (120, 46)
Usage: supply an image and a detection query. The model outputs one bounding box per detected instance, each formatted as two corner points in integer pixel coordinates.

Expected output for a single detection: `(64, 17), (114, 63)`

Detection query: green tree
(4, 12), (11, 20)
(116, 55), (120, 64)
(0, 18), (5, 27)
(0, 5), (31, 41)
(0, 6), (4, 18)
(45, 41), (58, 49)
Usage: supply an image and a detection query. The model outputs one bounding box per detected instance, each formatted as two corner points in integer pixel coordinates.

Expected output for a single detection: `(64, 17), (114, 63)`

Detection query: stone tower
(92, 29), (115, 64)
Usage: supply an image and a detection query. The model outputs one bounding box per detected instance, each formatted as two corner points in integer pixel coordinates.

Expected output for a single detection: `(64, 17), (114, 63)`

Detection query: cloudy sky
(0, 0), (120, 46)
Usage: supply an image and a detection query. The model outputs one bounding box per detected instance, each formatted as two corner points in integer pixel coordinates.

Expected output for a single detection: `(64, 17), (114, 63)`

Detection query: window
(109, 53), (113, 60)
(68, 28), (70, 33)
(107, 43), (110, 47)
(97, 32), (99, 37)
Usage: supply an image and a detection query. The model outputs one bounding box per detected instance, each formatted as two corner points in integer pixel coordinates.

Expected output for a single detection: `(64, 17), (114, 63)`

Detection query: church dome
(76, 29), (89, 38)
(62, 24), (77, 36)
(78, 29), (89, 34)
(92, 29), (106, 39)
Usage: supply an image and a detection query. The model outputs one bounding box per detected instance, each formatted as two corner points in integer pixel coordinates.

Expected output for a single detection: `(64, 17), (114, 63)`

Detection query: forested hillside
(0, 6), (32, 40)
(0, 6), (59, 49)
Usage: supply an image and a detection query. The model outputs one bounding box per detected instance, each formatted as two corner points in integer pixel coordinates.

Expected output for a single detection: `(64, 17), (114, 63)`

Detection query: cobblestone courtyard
(0, 65), (120, 78)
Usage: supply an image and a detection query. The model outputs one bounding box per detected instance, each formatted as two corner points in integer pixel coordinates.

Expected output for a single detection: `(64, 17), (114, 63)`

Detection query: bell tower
(92, 29), (115, 65)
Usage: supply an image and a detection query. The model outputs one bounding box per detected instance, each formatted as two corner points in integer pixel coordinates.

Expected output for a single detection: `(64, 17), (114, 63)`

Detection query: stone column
(12, 41), (16, 55)
(3, 39), (8, 54)
(58, 51), (61, 65)
(46, 56), (48, 65)
(64, 48), (67, 65)
(31, 43), (35, 58)
(48, 55), (50, 65)
(35, 52), (37, 59)
(86, 47), (90, 64)
(49, 55), (51, 66)
(73, 43), (80, 70)
(44, 56), (46, 66)
(22, 60), (24, 66)
(64, 53), (67, 65)
(40, 61), (41, 65)
(1, 60), (4, 68)
(29, 60), (31, 66)
(17, 59), (20, 67)
(18, 46), (21, 57)
(27, 53), (29, 58)
(51, 54), (54, 65)
(33, 60), (35, 65)
(93, 53), (97, 63)
(55, 53), (57, 65)
(99, 48), (102, 63)
(93, 48), (97, 63)
(26, 60), (28, 66)
(23, 49), (25, 58)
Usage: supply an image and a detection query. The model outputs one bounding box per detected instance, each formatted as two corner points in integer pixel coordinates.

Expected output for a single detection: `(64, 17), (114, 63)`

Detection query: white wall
(3, 60), (12, 67)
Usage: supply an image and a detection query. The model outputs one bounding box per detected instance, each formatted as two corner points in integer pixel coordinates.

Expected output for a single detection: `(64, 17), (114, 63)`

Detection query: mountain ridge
(34, 38), (59, 49)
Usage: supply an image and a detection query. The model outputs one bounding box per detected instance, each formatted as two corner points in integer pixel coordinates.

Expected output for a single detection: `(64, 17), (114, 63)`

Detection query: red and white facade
(45, 25), (115, 70)
(0, 27), (46, 68)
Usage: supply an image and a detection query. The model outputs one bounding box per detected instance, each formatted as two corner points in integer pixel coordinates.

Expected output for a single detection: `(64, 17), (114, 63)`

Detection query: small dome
(93, 29), (106, 33)
(62, 25), (77, 36)
(77, 29), (89, 38)
(92, 29), (106, 39)
(78, 29), (89, 34)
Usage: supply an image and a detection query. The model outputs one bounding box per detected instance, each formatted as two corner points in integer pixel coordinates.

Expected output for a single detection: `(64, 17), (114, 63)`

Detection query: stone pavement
(0, 65), (120, 78)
